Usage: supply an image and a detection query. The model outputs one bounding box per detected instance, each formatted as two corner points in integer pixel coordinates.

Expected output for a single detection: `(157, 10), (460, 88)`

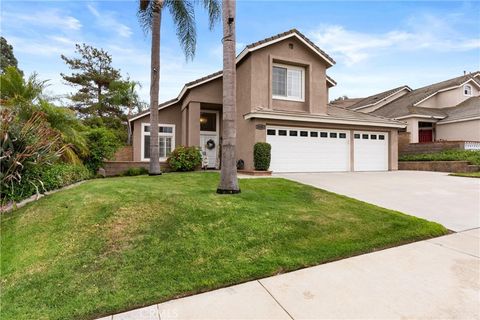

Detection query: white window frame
(464, 84), (473, 96)
(141, 123), (176, 161)
(272, 63), (305, 102)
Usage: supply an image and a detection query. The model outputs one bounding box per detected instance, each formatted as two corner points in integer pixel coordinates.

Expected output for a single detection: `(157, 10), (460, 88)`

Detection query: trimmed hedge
(167, 146), (202, 172)
(399, 150), (480, 165)
(254, 142), (271, 171)
(2, 163), (91, 203)
(122, 167), (149, 176)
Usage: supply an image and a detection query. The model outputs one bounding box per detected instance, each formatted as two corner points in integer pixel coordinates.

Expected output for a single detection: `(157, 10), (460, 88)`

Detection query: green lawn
(399, 150), (480, 165)
(1, 173), (447, 320)
(449, 172), (480, 178)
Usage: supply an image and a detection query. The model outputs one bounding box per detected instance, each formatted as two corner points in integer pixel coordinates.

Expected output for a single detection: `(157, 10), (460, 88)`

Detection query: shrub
(1, 108), (62, 204)
(399, 150), (480, 165)
(122, 167), (149, 176)
(167, 146), (202, 172)
(83, 127), (120, 173)
(253, 142), (271, 171)
(2, 163), (91, 203)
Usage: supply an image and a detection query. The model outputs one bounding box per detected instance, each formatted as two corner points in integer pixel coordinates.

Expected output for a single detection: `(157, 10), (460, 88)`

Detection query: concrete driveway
(277, 171), (479, 232)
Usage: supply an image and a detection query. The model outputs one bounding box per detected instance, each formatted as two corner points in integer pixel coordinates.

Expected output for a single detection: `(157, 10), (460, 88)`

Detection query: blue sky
(1, 1), (479, 103)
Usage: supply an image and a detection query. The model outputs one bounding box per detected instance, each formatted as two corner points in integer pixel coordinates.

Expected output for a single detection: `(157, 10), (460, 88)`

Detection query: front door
(419, 129), (433, 143)
(200, 111), (219, 169)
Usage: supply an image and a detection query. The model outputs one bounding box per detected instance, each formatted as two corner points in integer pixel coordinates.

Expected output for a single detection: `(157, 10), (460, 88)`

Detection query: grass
(1, 172), (447, 320)
(399, 150), (480, 165)
(449, 172), (480, 178)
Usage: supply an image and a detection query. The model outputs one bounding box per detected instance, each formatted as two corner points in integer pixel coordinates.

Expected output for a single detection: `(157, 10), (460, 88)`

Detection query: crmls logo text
(159, 308), (178, 318)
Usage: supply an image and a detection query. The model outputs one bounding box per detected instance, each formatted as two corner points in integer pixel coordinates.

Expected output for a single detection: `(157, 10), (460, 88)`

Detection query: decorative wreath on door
(206, 139), (216, 150)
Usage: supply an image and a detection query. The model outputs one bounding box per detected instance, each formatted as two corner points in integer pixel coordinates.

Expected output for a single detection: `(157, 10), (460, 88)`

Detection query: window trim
(272, 63), (305, 102)
(141, 123), (176, 161)
(200, 110), (220, 135)
(464, 84), (473, 96)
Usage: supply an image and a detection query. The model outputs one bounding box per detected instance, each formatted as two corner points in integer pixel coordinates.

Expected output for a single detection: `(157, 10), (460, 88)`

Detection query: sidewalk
(98, 229), (479, 320)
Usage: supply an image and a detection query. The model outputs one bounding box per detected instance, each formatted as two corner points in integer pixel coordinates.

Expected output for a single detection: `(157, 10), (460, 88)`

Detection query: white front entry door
(200, 134), (218, 168)
(353, 131), (389, 171)
(200, 110), (219, 169)
(266, 126), (350, 172)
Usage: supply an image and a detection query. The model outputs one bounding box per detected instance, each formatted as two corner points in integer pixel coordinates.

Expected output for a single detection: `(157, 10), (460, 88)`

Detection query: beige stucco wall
(249, 37), (329, 114)
(181, 78), (223, 110)
(418, 84), (479, 109)
(405, 118), (419, 143)
(358, 89), (410, 113)
(436, 119), (480, 141)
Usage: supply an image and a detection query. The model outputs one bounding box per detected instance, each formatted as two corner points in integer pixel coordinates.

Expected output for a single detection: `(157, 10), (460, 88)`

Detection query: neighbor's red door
(419, 129), (433, 143)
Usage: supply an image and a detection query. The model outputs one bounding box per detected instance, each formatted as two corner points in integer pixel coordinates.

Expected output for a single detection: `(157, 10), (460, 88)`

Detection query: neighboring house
(128, 29), (404, 173)
(347, 73), (480, 143)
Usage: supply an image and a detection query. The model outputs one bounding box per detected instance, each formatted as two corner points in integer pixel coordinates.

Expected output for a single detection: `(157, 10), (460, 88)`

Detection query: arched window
(464, 84), (472, 96)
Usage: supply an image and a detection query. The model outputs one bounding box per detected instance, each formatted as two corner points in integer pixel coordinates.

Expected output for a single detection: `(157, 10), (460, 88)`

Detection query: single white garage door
(353, 131), (389, 171)
(266, 126), (350, 172)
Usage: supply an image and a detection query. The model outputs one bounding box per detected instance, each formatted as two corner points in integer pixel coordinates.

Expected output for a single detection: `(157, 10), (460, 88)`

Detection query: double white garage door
(266, 126), (389, 172)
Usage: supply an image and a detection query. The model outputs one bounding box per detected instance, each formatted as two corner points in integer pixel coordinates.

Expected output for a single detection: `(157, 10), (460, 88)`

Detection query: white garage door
(266, 126), (350, 172)
(354, 131), (389, 171)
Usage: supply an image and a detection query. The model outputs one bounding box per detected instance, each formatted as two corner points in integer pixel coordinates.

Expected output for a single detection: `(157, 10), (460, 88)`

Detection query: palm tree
(217, 0), (240, 194)
(109, 79), (143, 144)
(138, 0), (220, 175)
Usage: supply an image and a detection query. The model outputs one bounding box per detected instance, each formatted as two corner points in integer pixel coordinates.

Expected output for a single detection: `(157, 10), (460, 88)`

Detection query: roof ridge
(329, 105), (405, 124)
(347, 85), (410, 110)
(245, 28), (335, 65)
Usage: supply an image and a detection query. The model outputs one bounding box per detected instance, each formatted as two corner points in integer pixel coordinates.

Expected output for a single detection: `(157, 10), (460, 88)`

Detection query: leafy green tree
(82, 127), (120, 173)
(138, 0), (220, 175)
(1, 37), (20, 74)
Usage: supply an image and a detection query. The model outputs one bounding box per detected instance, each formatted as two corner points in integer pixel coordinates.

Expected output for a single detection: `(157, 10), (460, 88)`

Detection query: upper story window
(272, 63), (305, 101)
(464, 84), (472, 96)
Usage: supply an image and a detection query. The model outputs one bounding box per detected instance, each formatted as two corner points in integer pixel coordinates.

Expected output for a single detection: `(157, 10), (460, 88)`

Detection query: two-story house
(346, 72), (480, 144)
(128, 29), (404, 173)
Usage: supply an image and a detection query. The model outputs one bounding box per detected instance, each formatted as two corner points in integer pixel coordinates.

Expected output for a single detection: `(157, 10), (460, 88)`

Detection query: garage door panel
(267, 126), (350, 172)
(354, 131), (388, 171)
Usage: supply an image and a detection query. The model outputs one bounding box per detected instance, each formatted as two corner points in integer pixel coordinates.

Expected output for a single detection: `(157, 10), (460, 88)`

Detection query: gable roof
(130, 29), (335, 122)
(371, 72), (480, 119)
(238, 29), (335, 67)
(347, 85), (411, 110)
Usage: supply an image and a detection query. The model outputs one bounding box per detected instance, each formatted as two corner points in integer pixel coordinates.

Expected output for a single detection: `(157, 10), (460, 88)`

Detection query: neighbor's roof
(347, 85), (411, 110)
(130, 29), (335, 122)
(438, 96), (480, 123)
(371, 72), (480, 119)
(329, 98), (363, 109)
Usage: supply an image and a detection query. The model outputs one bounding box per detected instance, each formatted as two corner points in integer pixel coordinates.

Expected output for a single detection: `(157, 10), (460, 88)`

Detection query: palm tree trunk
(149, 0), (162, 175)
(217, 0), (240, 194)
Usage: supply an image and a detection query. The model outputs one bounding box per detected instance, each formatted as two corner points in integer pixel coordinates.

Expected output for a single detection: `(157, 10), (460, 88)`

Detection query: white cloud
(309, 13), (480, 66)
(3, 9), (82, 30)
(86, 3), (132, 38)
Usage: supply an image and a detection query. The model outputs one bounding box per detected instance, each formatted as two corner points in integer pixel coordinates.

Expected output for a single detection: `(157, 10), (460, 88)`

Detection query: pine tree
(61, 44), (129, 142)
(1, 37), (20, 74)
